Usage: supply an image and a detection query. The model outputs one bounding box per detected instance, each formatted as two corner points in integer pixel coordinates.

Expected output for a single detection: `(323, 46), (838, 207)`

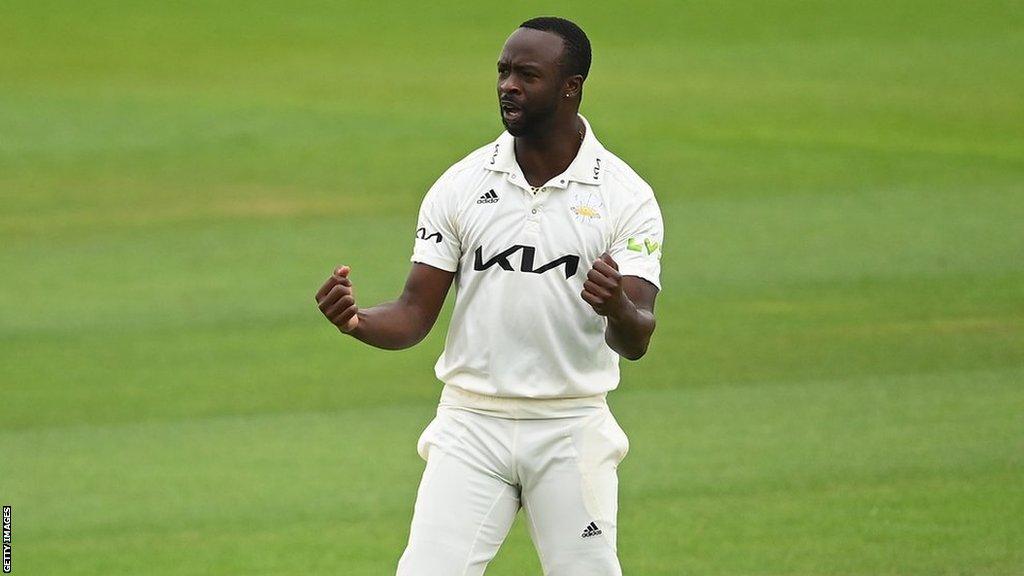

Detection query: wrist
(606, 293), (635, 323)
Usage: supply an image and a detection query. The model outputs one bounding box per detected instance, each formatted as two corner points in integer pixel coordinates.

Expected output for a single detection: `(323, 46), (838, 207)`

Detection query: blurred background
(2, 1), (1022, 574)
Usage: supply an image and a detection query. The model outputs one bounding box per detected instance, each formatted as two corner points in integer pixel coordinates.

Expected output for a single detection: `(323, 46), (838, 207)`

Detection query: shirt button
(531, 208), (538, 214)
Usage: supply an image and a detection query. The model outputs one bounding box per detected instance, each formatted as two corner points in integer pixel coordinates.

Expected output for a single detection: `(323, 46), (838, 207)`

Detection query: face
(497, 28), (569, 137)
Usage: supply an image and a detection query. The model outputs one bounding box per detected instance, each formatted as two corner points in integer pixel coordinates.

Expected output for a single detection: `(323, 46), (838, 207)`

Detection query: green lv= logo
(627, 237), (661, 255)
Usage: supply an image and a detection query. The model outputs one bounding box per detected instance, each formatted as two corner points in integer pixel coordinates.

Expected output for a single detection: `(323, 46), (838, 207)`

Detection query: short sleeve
(609, 191), (664, 290)
(410, 172), (461, 272)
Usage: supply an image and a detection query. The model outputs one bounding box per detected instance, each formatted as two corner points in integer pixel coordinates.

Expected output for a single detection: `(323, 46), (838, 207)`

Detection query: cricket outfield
(1, 1), (1022, 573)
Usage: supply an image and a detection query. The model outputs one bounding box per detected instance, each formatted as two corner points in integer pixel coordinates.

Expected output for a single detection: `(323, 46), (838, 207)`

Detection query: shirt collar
(484, 114), (605, 188)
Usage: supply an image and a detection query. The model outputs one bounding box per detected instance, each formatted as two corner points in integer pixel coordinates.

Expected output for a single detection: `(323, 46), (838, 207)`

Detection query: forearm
(605, 299), (656, 360)
(316, 263), (453, 349)
(347, 298), (436, 350)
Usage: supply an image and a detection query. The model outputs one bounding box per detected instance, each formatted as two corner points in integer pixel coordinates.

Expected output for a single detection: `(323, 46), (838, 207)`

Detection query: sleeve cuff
(411, 253), (459, 273)
(618, 267), (661, 291)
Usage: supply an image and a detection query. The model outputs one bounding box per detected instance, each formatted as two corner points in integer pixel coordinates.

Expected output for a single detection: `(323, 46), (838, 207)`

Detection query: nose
(499, 75), (521, 97)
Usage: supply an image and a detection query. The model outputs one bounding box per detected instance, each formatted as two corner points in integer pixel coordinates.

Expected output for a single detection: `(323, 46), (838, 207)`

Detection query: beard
(500, 97), (559, 138)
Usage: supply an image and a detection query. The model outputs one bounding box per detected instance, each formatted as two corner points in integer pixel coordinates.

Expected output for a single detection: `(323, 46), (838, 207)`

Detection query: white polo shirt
(411, 115), (664, 399)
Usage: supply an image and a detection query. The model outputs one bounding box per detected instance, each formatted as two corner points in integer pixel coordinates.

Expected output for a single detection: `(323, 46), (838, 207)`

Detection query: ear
(563, 74), (584, 99)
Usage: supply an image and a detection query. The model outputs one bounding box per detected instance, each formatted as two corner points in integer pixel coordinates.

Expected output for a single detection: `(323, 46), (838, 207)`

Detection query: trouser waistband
(439, 384), (608, 419)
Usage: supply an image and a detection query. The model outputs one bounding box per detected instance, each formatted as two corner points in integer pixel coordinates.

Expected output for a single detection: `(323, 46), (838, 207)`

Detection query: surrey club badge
(570, 191), (603, 222)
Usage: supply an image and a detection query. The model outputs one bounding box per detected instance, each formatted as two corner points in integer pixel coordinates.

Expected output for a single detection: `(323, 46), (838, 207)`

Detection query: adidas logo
(581, 521), (603, 538)
(477, 189), (499, 204)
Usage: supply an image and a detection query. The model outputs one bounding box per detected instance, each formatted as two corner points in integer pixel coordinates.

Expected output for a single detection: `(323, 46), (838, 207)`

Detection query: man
(315, 16), (663, 575)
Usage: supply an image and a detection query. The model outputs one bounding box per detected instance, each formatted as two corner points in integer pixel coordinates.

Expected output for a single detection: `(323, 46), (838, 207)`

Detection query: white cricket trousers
(396, 385), (630, 576)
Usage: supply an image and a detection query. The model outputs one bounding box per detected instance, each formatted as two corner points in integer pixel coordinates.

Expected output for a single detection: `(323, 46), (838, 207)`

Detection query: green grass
(2, 0), (1022, 574)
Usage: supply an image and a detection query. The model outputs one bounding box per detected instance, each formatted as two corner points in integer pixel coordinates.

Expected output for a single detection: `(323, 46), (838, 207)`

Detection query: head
(497, 17), (591, 137)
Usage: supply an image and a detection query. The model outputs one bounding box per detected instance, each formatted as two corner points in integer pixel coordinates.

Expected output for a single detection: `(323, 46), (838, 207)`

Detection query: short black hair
(519, 16), (591, 80)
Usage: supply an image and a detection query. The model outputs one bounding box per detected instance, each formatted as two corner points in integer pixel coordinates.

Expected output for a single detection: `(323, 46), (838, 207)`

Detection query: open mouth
(500, 102), (523, 122)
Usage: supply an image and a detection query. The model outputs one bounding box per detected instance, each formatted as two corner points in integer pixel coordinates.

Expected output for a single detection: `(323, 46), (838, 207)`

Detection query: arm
(581, 253), (659, 360)
(314, 262), (455, 350)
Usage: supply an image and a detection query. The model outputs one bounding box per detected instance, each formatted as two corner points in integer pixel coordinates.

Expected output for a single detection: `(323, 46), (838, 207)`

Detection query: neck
(514, 112), (585, 188)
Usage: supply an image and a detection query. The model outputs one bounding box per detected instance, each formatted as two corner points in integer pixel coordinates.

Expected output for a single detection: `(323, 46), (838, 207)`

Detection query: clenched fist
(315, 266), (359, 333)
(581, 252), (628, 318)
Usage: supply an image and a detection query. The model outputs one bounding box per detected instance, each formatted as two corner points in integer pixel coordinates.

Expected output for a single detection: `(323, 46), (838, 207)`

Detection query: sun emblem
(570, 191), (603, 222)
